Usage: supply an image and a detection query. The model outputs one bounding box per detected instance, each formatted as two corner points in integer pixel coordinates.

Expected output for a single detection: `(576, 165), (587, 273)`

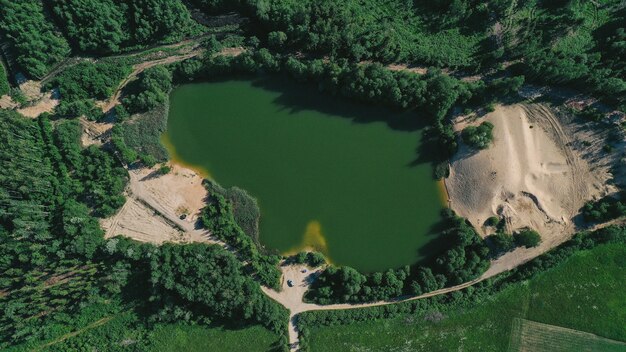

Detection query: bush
(487, 232), (515, 256)
(290, 252), (327, 267)
(268, 31), (287, 49)
(158, 165), (171, 175)
(485, 216), (499, 227)
(582, 196), (626, 223)
(462, 121), (494, 149)
(514, 229), (541, 248)
(51, 61), (131, 103)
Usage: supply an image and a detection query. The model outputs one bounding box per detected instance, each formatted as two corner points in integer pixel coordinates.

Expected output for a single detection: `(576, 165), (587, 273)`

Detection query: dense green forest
(0, 0), (624, 350)
(0, 110), (288, 350)
(48, 0), (201, 54)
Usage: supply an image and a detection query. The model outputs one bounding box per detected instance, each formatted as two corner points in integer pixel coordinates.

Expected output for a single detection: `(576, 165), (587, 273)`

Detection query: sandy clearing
(100, 197), (187, 244)
(129, 164), (207, 224)
(79, 117), (114, 146)
(447, 104), (609, 243)
(0, 95), (17, 109)
(100, 163), (215, 245)
(17, 90), (59, 118)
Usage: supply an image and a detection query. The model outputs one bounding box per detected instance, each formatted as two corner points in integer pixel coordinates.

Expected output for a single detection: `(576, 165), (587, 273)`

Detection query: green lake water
(165, 78), (446, 272)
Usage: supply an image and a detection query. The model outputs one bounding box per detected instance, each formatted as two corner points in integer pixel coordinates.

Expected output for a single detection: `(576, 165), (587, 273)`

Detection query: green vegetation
(0, 63), (10, 95)
(123, 66), (173, 114)
(49, 0), (200, 54)
(147, 323), (281, 352)
(583, 195), (626, 223)
(51, 61), (131, 120)
(206, 182), (261, 243)
(462, 121), (494, 150)
(114, 104), (170, 163)
(0, 0), (71, 78)
(149, 243), (287, 331)
(514, 228), (542, 248)
(201, 182), (282, 289)
(305, 209), (489, 304)
(300, 228), (626, 351)
(288, 252), (327, 267)
(0, 109), (289, 351)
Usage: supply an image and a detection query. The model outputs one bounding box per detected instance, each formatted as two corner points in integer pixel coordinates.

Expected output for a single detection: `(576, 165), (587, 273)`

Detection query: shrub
(485, 216), (500, 227)
(487, 232), (515, 256)
(462, 121), (494, 149)
(158, 165), (171, 175)
(514, 229), (541, 248)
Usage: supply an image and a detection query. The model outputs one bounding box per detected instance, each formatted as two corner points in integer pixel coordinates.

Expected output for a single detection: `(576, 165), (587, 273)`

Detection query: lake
(165, 78), (446, 272)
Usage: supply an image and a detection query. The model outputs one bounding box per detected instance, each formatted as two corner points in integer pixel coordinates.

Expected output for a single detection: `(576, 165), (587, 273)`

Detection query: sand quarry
(100, 163), (213, 244)
(446, 103), (619, 268)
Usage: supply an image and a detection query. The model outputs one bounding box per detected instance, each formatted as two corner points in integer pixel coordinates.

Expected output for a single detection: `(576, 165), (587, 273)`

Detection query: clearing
(446, 103), (616, 274)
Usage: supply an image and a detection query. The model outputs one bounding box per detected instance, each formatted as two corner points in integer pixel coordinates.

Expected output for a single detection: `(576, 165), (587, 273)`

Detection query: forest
(0, 0), (624, 350)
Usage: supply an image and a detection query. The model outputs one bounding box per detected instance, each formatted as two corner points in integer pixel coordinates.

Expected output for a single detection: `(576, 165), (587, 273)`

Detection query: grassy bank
(147, 324), (280, 352)
(307, 242), (626, 351)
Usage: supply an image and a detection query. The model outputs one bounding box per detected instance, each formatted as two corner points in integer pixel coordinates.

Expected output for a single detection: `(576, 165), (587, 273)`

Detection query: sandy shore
(447, 104), (611, 243)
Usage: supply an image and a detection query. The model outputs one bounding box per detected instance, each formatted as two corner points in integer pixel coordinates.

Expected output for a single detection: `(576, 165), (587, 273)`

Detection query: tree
(462, 121), (494, 149)
(514, 229), (541, 248)
(268, 31), (288, 49)
(123, 66), (172, 113)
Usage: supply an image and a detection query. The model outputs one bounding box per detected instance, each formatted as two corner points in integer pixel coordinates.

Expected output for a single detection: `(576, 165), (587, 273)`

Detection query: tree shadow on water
(250, 75), (425, 133)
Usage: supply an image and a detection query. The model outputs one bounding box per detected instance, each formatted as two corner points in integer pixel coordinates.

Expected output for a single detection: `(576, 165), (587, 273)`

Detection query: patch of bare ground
(130, 163), (207, 224)
(0, 81), (59, 117)
(446, 103), (616, 275)
(17, 89), (59, 118)
(79, 117), (113, 147)
(0, 94), (17, 109)
(100, 197), (188, 244)
(100, 163), (214, 245)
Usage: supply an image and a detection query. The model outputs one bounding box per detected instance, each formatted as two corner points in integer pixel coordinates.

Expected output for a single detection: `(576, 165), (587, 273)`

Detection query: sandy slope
(446, 104), (609, 243)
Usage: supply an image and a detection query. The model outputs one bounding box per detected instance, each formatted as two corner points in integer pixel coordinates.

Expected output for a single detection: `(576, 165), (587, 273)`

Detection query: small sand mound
(446, 104), (608, 241)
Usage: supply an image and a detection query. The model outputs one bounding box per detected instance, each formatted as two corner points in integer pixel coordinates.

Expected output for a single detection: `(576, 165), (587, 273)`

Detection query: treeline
(194, 0), (504, 69)
(201, 182), (282, 289)
(304, 209), (490, 304)
(0, 0), (71, 78)
(48, 0), (201, 54)
(583, 194), (626, 223)
(295, 224), (626, 350)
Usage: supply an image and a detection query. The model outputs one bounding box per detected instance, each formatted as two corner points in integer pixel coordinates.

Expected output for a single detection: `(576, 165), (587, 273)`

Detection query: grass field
(147, 323), (280, 352)
(307, 243), (626, 351)
(508, 318), (626, 352)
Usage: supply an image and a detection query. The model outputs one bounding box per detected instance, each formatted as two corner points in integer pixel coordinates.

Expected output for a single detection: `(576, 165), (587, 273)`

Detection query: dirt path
(99, 46), (245, 113)
(99, 52), (198, 113)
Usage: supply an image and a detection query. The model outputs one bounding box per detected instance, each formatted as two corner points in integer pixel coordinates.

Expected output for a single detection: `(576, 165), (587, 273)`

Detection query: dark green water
(166, 78), (446, 272)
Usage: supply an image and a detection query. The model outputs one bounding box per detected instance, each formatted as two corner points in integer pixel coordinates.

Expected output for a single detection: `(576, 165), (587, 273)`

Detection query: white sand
(447, 104), (610, 244)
